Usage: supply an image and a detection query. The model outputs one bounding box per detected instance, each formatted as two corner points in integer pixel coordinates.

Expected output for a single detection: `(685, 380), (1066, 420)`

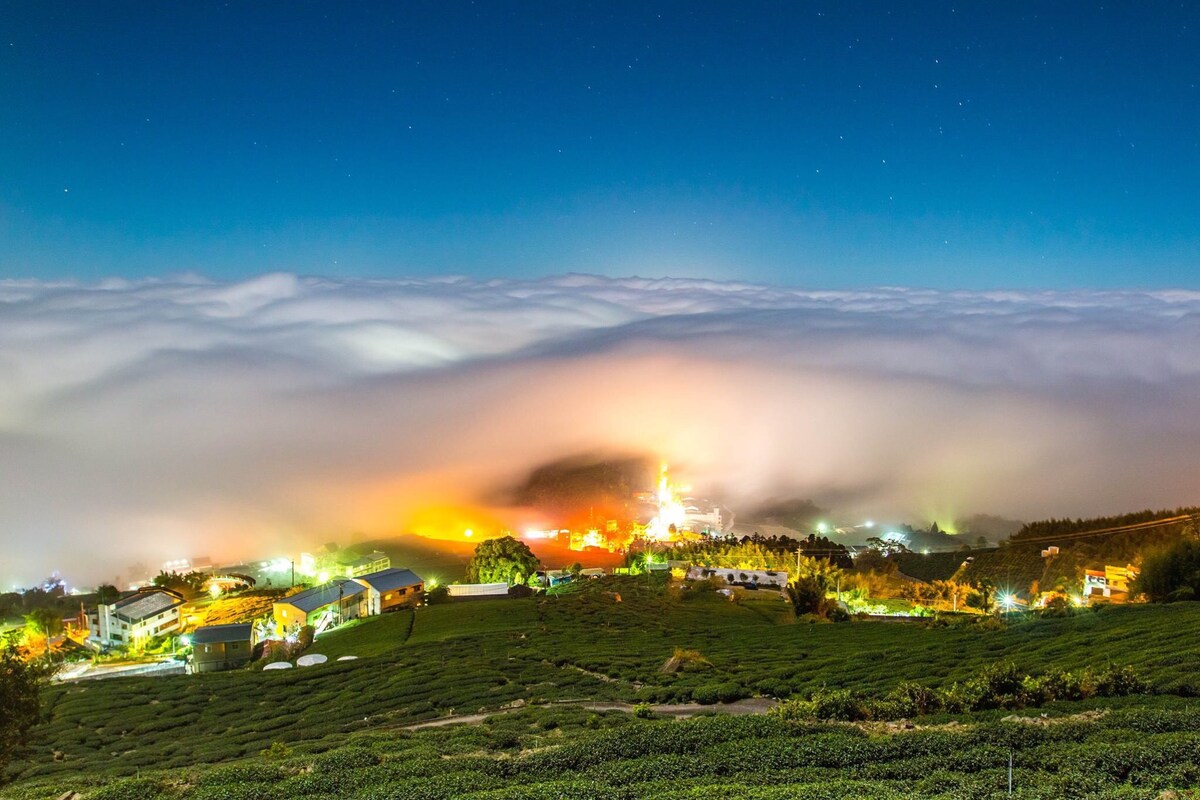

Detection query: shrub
(883, 682), (942, 717)
(261, 741), (292, 759)
(633, 703), (656, 719)
(1093, 664), (1148, 697)
(808, 688), (867, 722)
(660, 647), (711, 674)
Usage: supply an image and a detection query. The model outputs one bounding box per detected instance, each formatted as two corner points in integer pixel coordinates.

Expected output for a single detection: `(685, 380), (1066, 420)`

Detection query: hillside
(890, 509), (1200, 596)
(353, 534), (476, 584)
(7, 578), (1200, 798)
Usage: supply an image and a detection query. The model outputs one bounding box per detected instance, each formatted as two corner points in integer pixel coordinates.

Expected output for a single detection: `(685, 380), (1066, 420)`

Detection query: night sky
(3, 1), (1197, 288)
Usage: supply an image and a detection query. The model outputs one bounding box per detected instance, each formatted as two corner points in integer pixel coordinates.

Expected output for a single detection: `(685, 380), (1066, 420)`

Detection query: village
(6, 514), (1147, 683)
(2, 464), (1159, 682)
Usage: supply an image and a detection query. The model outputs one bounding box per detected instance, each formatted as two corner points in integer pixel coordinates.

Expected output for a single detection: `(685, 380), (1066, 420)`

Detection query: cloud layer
(3, 273), (1200, 586)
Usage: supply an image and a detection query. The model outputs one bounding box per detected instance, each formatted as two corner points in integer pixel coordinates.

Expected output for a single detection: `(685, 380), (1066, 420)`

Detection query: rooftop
(278, 578), (366, 613)
(112, 589), (184, 622)
(354, 567), (423, 593)
(190, 623), (253, 645)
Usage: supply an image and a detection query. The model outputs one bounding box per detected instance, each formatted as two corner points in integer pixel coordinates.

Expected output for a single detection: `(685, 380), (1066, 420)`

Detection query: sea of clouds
(3, 272), (1199, 585)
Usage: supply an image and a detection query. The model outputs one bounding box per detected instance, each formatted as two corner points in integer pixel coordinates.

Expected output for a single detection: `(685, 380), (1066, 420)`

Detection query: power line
(1007, 514), (1197, 546)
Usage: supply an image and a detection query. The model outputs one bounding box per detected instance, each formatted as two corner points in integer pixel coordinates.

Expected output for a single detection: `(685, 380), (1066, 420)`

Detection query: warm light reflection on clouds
(2, 274), (1199, 585)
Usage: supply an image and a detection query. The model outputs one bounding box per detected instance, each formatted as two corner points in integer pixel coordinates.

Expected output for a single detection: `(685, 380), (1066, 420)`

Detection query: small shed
(447, 582), (509, 597)
(190, 623), (255, 673)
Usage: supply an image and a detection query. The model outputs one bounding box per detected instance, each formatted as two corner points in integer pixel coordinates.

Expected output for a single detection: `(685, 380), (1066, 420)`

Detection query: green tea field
(5, 577), (1200, 799)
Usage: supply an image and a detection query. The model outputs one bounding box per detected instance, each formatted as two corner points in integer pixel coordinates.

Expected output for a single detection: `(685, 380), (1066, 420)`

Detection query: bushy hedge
(770, 662), (1148, 722)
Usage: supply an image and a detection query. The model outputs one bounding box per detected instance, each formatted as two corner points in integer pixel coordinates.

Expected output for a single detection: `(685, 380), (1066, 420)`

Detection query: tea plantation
(5, 577), (1200, 799)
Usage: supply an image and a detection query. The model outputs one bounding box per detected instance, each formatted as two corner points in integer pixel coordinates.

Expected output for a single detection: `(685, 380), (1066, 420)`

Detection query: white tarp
(447, 582), (509, 597)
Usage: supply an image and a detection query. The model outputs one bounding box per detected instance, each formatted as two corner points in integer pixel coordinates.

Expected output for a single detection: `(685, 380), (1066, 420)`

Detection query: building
(339, 550), (391, 578)
(682, 501), (730, 535)
(88, 588), (185, 648)
(352, 568), (424, 614)
(1084, 564), (1138, 601)
(685, 566), (789, 589)
(189, 623), (256, 673)
(544, 569), (574, 587)
(273, 578), (368, 634)
(446, 582), (509, 598)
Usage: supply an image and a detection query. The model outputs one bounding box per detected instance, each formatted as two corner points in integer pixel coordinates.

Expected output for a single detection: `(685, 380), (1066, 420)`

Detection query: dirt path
(399, 697), (778, 730)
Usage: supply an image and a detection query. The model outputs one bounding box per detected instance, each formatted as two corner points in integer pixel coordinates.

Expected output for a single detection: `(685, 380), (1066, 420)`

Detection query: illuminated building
(88, 588), (185, 648)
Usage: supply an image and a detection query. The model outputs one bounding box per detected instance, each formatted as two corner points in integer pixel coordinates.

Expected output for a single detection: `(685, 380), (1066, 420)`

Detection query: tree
(968, 578), (996, 612)
(153, 570), (206, 597)
(852, 548), (896, 575)
(23, 607), (62, 646)
(799, 534), (853, 569)
(464, 536), (541, 586)
(864, 537), (911, 557)
(95, 584), (121, 605)
(787, 576), (833, 617)
(932, 579), (970, 612)
(0, 634), (48, 784)
(1134, 534), (1200, 602)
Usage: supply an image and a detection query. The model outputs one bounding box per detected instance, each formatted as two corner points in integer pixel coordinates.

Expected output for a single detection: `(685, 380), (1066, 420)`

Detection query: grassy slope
(305, 610), (415, 659)
(8, 578), (1200, 798)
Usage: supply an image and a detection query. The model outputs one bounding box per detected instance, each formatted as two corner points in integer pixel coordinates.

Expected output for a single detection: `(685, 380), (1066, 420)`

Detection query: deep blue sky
(2, 2), (1197, 288)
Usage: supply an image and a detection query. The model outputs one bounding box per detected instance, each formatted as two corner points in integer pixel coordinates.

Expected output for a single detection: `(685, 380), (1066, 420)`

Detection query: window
(385, 593), (393, 600)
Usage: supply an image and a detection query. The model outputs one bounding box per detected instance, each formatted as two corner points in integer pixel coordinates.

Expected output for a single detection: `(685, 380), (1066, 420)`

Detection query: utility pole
(290, 559), (295, 589)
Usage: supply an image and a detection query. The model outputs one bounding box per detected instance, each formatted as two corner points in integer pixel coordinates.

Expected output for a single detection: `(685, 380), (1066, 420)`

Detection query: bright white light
(816, 522), (828, 534)
(464, 528), (474, 538)
(864, 520), (875, 528)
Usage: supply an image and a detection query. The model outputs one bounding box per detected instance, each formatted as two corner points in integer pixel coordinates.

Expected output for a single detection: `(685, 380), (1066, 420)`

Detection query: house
(685, 566), (789, 589)
(189, 623), (256, 673)
(352, 568), (424, 614)
(88, 588), (185, 648)
(273, 578), (368, 634)
(1041, 546), (1060, 558)
(1083, 564), (1139, 601)
(339, 550), (391, 578)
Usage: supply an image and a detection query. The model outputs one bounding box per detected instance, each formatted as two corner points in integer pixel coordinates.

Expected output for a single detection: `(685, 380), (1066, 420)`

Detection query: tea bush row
(770, 662), (1148, 722)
